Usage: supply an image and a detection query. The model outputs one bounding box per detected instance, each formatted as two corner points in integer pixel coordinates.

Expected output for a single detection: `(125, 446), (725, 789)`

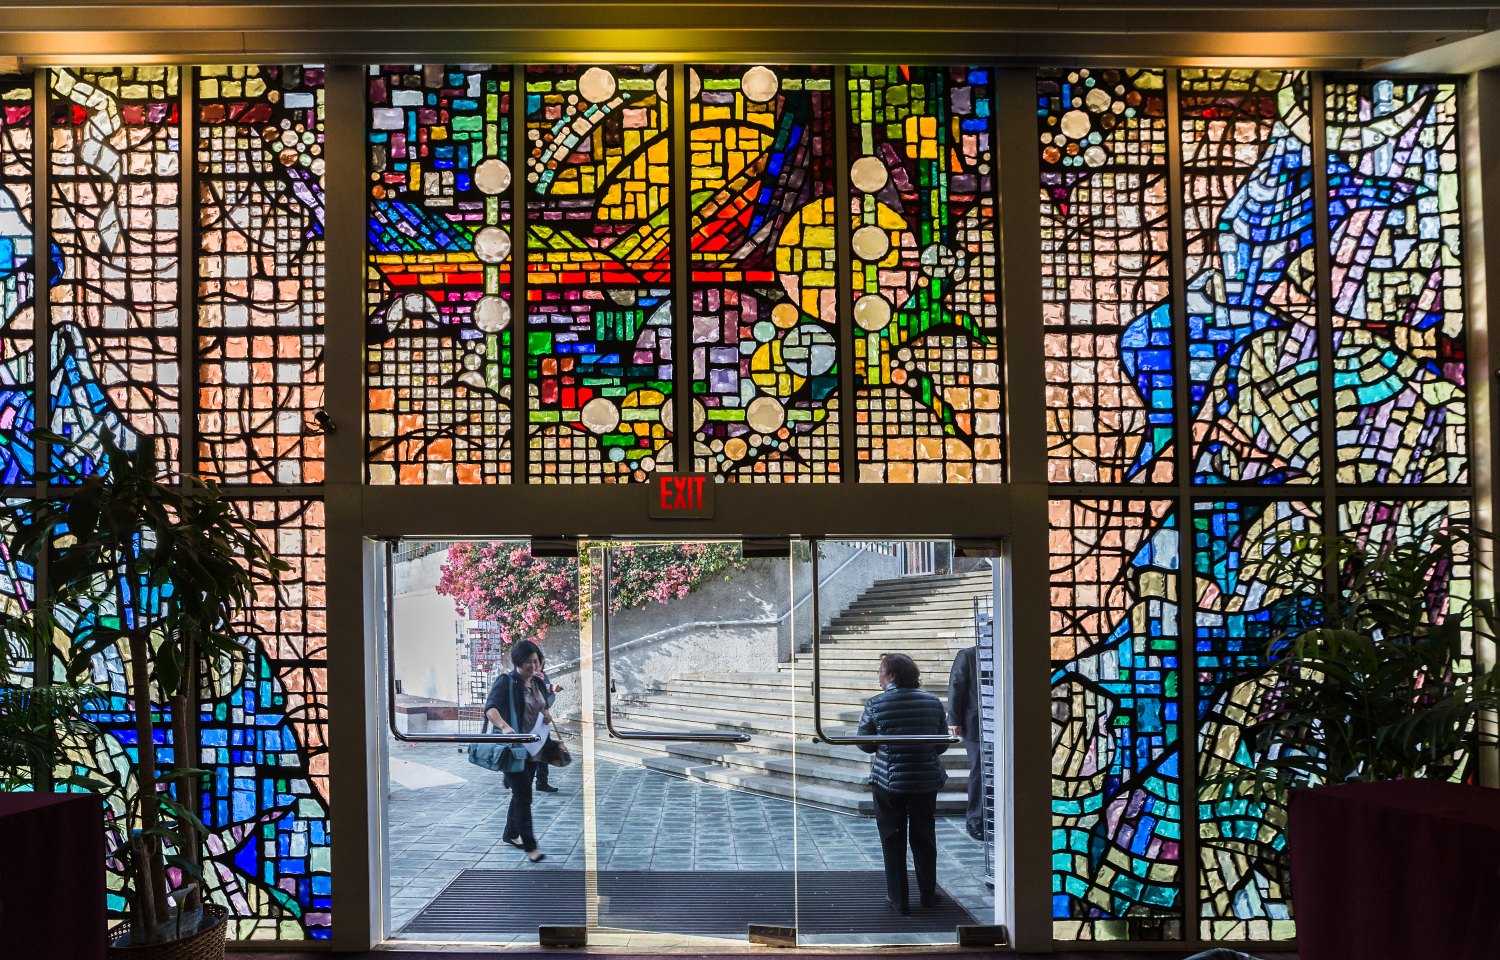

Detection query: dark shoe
(885, 897), (909, 916)
(537, 784), (560, 793)
(920, 892), (942, 908)
(527, 850), (546, 863)
(966, 821), (984, 841)
(503, 836), (525, 849)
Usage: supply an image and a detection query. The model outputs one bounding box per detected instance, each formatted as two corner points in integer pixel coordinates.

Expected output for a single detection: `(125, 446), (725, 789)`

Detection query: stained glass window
(1180, 71), (1320, 485)
(1193, 499), (1319, 940)
(21, 65), (335, 943)
(1040, 69), (1172, 484)
(49, 68), (181, 476)
(198, 66), (325, 485)
(848, 66), (1001, 483)
(526, 65), (672, 482)
(689, 65), (840, 481)
(0, 78), (34, 485)
(367, 65), (513, 484)
(217, 497), (330, 940)
(1050, 498), (1181, 940)
(1325, 80), (1467, 484)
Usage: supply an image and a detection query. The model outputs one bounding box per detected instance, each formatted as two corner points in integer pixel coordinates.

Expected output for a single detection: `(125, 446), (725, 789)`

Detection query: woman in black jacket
(483, 639), (552, 863)
(858, 652), (950, 914)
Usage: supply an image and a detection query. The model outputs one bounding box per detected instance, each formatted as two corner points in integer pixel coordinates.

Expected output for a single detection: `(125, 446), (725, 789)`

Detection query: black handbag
(467, 674), (528, 773)
(543, 735), (573, 768)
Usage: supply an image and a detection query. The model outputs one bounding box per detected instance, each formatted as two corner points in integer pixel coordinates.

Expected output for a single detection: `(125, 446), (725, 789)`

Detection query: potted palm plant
(1210, 516), (1500, 956)
(0, 428), (286, 957)
(1239, 517), (1500, 791)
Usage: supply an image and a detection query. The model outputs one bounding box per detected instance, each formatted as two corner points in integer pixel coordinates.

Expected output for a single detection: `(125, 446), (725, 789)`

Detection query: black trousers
(872, 785), (938, 906)
(504, 760), (538, 852)
(534, 755), (551, 789)
(964, 738), (984, 831)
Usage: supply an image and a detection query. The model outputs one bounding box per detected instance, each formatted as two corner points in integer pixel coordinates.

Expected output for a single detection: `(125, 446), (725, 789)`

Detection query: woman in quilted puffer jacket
(857, 652), (951, 915)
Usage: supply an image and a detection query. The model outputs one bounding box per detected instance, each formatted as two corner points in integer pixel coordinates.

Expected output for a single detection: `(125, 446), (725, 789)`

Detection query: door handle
(809, 541), (960, 747)
(600, 549), (751, 744)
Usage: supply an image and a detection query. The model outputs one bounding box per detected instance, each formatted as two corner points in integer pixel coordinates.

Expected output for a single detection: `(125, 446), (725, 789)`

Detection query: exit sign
(648, 473), (715, 518)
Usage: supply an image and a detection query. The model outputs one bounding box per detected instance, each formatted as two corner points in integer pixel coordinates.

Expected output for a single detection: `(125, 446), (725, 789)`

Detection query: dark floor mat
(400, 869), (978, 937)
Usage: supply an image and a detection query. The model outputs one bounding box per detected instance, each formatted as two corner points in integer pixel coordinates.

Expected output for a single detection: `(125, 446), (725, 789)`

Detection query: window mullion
(1163, 67), (1202, 947)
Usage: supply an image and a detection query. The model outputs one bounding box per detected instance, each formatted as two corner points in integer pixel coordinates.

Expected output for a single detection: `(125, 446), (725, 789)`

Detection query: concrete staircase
(594, 570), (992, 815)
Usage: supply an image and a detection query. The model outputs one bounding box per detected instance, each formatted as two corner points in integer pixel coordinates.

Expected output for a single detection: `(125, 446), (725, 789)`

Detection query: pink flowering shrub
(437, 542), (746, 646)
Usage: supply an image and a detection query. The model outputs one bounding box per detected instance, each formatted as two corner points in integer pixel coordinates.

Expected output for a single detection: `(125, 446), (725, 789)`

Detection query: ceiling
(0, 1), (1497, 71)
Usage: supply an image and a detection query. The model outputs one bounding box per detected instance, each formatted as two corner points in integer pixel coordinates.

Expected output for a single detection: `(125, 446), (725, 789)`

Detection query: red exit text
(648, 473), (715, 518)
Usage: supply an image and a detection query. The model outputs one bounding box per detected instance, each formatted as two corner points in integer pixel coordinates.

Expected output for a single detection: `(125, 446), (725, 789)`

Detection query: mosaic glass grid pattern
(1040, 69), (1172, 484)
(526, 65), (672, 483)
(198, 65), (325, 485)
(849, 66), (1001, 483)
(367, 65), (513, 484)
(1050, 498), (1182, 941)
(1193, 499), (1319, 941)
(49, 67), (182, 477)
(0, 79), (35, 484)
(1325, 80), (1467, 484)
(217, 497), (330, 940)
(1180, 70), (1320, 485)
(688, 64), (840, 481)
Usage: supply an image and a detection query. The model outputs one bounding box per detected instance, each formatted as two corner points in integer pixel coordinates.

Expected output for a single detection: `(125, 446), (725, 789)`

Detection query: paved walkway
(386, 740), (992, 945)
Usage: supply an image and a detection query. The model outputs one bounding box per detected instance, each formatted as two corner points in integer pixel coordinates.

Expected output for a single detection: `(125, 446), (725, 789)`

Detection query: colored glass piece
(849, 66), (1001, 483)
(525, 65), (673, 483)
(1325, 80), (1467, 484)
(1040, 69), (1172, 484)
(689, 64), (840, 481)
(198, 65), (325, 485)
(1192, 499), (1319, 941)
(1180, 70), (1320, 485)
(1049, 498), (1182, 941)
(367, 65), (513, 484)
(49, 67), (182, 478)
(0, 78), (34, 484)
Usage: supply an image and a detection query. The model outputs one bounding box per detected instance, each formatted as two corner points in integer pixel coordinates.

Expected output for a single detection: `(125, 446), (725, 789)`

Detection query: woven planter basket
(108, 904), (228, 960)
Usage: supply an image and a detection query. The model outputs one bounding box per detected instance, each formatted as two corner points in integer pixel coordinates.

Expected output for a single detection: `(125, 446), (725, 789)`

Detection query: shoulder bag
(467, 673), (528, 773)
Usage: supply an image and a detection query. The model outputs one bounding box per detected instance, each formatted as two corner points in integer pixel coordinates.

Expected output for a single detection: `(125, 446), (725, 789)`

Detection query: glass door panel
(582, 540), (797, 946)
(792, 539), (999, 945)
(381, 538), (587, 945)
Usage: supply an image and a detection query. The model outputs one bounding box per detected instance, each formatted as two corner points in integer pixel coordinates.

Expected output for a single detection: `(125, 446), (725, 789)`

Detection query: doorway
(380, 537), (1001, 947)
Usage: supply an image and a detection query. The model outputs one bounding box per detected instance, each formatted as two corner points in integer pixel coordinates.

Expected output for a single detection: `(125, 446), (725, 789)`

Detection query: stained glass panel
(0, 78), (34, 484)
(1040, 69), (1172, 484)
(198, 65), (325, 485)
(1325, 80), (1467, 484)
(219, 497), (330, 939)
(1050, 498), (1181, 940)
(367, 65), (513, 484)
(1193, 498), (1319, 941)
(49, 67), (181, 476)
(1180, 70), (1320, 485)
(689, 65), (840, 481)
(848, 66), (1001, 482)
(526, 65), (672, 482)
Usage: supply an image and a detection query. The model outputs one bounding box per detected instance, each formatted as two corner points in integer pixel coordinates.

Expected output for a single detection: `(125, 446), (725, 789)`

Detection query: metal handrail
(384, 539), (539, 745)
(601, 548), (751, 743)
(809, 541), (960, 747)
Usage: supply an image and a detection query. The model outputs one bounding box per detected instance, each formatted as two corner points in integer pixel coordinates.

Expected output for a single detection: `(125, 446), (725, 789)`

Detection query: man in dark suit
(947, 644), (984, 840)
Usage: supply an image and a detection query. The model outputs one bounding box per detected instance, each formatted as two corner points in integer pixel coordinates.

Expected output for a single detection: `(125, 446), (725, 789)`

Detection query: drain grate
(400, 869), (978, 937)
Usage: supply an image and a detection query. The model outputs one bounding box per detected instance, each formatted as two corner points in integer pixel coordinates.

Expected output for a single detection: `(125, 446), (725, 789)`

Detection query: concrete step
(646, 678), (951, 713)
(614, 703), (966, 757)
(595, 740), (968, 816)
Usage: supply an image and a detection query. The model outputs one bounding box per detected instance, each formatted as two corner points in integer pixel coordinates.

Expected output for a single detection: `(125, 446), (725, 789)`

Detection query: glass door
(791, 539), (1000, 946)
(580, 539), (798, 947)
